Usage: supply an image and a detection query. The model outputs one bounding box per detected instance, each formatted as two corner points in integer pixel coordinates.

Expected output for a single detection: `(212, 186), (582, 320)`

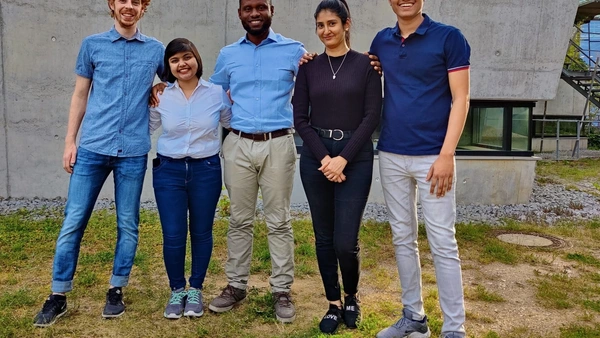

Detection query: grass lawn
(1, 158), (600, 337)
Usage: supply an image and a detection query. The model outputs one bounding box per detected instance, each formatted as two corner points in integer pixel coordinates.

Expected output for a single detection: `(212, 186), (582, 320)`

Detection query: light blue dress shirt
(75, 27), (164, 157)
(150, 79), (232, 159)
(209, 29), (306, 133)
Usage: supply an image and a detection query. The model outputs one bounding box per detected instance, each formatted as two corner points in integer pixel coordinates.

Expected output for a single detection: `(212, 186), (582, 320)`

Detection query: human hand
(365, 53), (382, 75)
(62, 142), (77, 174)
(299, 52), (318, 66)
(426, 154), (454, 198)
(149, 82), (167, 107)
(226, 89), (233, 104)
(319, 156), (348, 183)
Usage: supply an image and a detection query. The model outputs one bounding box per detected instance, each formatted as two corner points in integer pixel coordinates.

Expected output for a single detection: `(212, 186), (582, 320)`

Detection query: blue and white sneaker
(183, 288), (204, 317)
(164, 288), (187, 319)
(376, 308), (431, 338)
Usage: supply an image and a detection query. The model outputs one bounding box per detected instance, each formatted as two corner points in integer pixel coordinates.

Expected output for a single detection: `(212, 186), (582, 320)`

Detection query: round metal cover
(495, 231), (566, 248)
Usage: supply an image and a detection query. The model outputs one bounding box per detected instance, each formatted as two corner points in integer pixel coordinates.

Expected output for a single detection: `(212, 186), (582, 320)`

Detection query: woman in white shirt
(150, 38), (231, 320)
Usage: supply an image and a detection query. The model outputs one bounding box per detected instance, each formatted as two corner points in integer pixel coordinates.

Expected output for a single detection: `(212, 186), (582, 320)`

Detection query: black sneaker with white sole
(33, 294), (67, 327)
(102, 287), (125, 318)
(343, 294), (361, 328)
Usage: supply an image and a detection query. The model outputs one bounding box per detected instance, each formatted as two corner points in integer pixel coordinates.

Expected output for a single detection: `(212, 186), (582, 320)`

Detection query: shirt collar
(393, 13), (432, 37)
(168, 78), (210, 91)
(109, 26), (146, 42)
(238, 28), (278, 45)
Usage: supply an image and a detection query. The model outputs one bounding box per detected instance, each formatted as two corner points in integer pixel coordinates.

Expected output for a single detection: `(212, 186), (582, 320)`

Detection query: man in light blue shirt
(33, 0), (164, 327)
(207, 0), (305, 324)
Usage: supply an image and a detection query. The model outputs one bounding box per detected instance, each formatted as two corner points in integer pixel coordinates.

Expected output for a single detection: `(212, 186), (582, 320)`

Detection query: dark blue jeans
(52, 147), (147, 293)
(152, 153), (222, 290)
(299, 138), (373, 301)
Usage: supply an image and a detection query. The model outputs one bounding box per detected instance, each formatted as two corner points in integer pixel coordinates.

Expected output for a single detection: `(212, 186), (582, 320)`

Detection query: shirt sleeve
(293, 63), (330, 161)
(156, 44), (166, 81)
(291, 43), (308, 76)
(339, 64), (382, 162)
(149, 104), (162, 134)
(369, 31), (381, 56)
(75, 38), (93, 79)
(219, 89), (232, 129)
(445, 28), (471, 72)
(210, 50), (230, 91)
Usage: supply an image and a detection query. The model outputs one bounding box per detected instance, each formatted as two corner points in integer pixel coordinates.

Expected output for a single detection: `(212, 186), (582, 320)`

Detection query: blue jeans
(300, 138), (373, 301)
(52, 147), (147, 293)
(152, 153), (222, 290)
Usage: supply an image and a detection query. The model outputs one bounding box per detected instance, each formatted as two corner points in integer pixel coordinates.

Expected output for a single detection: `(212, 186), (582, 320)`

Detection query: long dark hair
(162, 38), (203, 83)
(314, 0), (351, 47)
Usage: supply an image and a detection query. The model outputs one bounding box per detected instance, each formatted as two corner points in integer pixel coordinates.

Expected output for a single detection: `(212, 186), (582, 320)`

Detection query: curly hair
(107, 0), (151, 18)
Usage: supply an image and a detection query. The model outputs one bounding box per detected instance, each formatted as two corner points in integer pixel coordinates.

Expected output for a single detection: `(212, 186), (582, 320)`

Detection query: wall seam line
(224, 0), (228, 47)
(0, 1), (10, 197)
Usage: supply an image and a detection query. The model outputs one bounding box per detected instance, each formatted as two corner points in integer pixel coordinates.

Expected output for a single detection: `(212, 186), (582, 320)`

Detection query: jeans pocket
(152, 157), (167, 172)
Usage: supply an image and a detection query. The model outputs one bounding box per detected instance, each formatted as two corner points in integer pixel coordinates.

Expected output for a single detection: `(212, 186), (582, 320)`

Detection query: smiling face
(238, 0), (273, 37)
(316, 10), (349, 52)
(389, 0), (424, 21)
(109, 0), (144, 29)
(168, 51), (199, 83)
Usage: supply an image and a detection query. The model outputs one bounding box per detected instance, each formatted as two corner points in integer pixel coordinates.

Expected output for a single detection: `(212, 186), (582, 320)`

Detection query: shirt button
(402, 44), (405, 47)
(256, 98), (259, 101)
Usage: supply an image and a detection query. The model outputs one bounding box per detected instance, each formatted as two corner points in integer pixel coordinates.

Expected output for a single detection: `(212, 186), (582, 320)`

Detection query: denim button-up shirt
(210, 29), (306, 133)
(75, 27), (164, 157)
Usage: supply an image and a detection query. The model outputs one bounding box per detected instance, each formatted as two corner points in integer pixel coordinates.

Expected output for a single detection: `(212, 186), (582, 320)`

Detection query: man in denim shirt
(33, 0), (164, 327)
(207, 0), (305, 324)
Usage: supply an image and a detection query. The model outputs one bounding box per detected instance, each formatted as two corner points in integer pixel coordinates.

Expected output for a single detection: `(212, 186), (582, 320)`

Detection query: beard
(241, 17), (272, 37)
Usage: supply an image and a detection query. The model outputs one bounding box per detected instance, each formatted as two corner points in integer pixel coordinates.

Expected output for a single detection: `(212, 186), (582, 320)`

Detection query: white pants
(379, 151), (465, 335)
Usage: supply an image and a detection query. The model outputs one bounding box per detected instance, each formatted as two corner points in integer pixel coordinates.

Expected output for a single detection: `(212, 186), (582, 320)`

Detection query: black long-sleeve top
(293, 49), (382, 163)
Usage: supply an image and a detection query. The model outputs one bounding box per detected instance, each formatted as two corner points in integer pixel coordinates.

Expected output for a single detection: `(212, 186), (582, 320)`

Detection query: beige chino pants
(222, 132), (297, 293)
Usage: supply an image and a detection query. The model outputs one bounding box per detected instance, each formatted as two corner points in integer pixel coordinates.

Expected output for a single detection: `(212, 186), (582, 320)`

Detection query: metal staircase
(562, 25), (600, 108)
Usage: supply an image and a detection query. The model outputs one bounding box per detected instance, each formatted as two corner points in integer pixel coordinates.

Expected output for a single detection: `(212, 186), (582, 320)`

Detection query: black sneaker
(343, 294), (361, 328)
(102, 287), (125, 318)
(33, 294), (67, 327)
(319, 304), (343, 334)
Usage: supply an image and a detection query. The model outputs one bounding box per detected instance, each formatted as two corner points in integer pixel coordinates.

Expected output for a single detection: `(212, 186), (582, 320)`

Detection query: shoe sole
(276, 313), (296, 324)
(164, 312), (183, 319)
(183, 310), (204, 317)
(33, 309), (67, 328)
(102, 310), (125, 319)
(208, 299), (244, 313)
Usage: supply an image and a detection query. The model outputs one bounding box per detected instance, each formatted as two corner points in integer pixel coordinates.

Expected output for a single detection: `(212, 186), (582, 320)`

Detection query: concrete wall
(0, 0), (579, 202)
(533, 81), (588, 117)
(454, 156), (539, 205)
(533, 137), (588, 152)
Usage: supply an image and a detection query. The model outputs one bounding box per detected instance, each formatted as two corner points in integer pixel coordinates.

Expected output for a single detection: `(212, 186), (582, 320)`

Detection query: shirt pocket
(131, 61), (157, 87)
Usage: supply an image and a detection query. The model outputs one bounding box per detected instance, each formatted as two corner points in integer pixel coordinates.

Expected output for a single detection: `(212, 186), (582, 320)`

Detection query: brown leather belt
(231, 128), (294, 141)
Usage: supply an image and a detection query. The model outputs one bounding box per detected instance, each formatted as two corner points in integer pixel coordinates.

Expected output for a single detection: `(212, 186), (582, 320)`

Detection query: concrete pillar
(0, 2), (8, 198)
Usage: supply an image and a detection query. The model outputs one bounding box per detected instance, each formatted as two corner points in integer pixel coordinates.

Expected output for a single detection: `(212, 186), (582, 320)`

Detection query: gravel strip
(1, 181), (598, 225)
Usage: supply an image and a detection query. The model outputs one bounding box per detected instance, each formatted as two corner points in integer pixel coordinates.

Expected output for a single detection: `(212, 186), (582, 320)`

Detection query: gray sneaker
(208, 285), (246, 313)
(273, 292), (296, 323)
(184, 288), (204, 317)
(376, 308), (431, 338)
(440, 333), (464, 338)
(164, 289), (187, 319)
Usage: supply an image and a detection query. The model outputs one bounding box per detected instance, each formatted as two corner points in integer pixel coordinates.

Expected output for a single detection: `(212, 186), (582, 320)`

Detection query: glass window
(512, 107), (530, 151)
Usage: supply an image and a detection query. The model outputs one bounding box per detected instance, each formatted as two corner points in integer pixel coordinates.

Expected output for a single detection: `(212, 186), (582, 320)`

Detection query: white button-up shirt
(150, 79), (232, 159)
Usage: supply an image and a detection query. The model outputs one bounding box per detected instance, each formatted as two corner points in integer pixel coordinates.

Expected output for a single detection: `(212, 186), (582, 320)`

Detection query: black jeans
(299, 138), (374, 301)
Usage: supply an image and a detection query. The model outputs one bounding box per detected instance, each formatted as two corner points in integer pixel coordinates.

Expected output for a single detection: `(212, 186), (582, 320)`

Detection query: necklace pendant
(333, 75), (336, 80)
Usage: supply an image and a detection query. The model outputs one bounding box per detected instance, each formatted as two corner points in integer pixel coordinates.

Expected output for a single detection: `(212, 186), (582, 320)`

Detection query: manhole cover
(494, 231), (566, 248)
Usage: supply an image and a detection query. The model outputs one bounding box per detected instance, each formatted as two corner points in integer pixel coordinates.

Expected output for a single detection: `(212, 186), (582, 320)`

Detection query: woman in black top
(292, 0), (382, 334)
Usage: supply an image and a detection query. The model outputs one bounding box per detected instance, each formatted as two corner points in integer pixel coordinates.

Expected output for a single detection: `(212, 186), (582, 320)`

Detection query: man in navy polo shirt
(33, 0), (164, 327)
(371, 1), (471, 338)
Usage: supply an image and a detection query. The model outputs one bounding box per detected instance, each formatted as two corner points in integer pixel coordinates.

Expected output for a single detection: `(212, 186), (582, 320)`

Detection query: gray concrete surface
(0, 0), (580, 202)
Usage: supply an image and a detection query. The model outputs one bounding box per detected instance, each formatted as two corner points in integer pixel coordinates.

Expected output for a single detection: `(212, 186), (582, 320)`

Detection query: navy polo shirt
(370, 14), (470, 155)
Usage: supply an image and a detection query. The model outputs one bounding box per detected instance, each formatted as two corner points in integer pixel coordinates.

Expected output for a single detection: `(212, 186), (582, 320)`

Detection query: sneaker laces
(168, 291), (187, 305)
(392, 316), (410, 329)
(107, 289), (122, 305)
(41, 298), (60, 311)
(187, 290), (200, 304)
(274, 292), (292, 307)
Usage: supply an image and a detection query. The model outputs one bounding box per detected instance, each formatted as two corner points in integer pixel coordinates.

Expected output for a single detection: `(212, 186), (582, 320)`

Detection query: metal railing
(533, 119), (597, 160)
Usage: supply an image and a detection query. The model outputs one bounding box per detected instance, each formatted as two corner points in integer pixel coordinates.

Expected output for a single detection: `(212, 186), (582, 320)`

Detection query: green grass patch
(536, 158), (600, 182)
(466, 285), (505, 303)
(535, 274), (573, 309)
(481, 241), (519, 265)
(560, 324), (600, 338)
(566, 253), (600, 268)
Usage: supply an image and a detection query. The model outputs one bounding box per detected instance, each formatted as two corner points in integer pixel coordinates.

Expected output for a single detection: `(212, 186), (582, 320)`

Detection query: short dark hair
(314, 0), (351, 47)
(239, 0), (271, 7)
(162, 38), (203, 83)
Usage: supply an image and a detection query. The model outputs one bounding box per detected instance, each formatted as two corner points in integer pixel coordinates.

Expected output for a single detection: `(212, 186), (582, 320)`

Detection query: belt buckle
(332, 129), (344, 141)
